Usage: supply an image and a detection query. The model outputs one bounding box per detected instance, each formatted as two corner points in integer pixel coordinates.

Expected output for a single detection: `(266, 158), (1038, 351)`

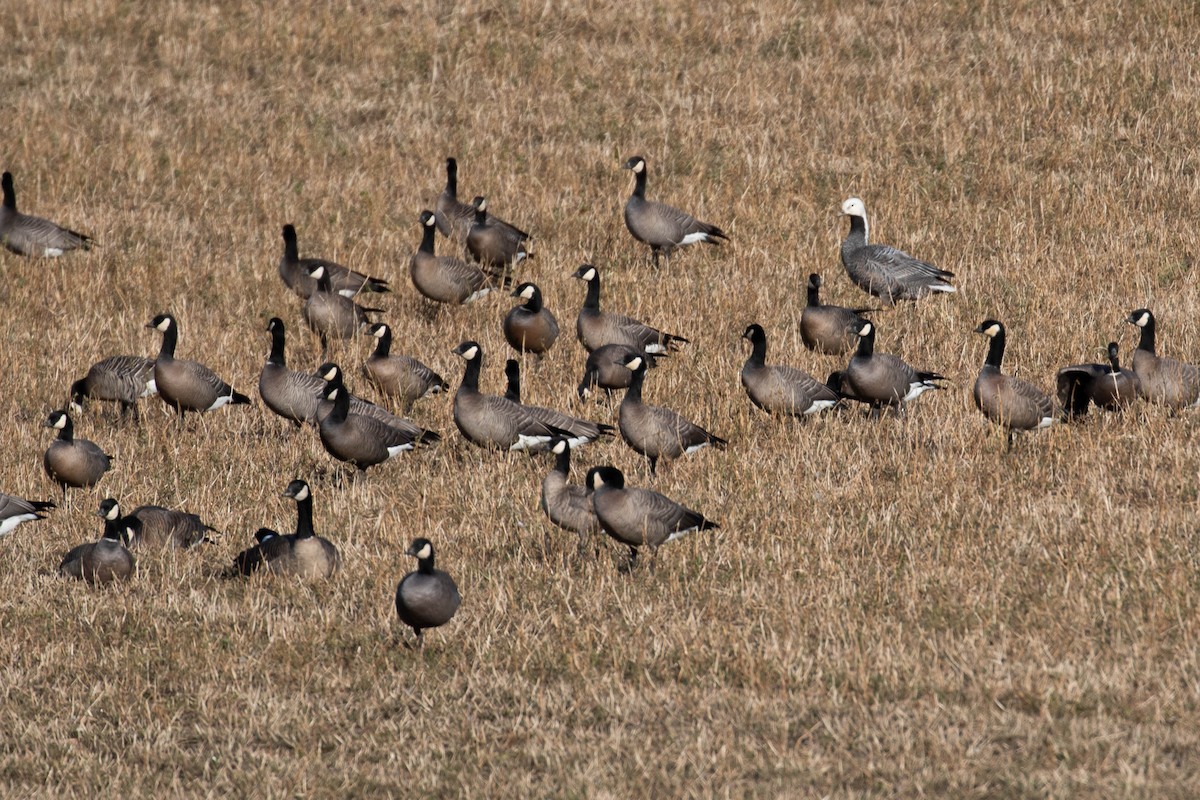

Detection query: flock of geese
(3, 156), (1200, 645)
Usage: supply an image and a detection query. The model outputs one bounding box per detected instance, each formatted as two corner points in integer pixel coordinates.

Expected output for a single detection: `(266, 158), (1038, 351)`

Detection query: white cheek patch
(552, 440), (567, 454)
(294, 485), (310, 501)
(520, 285), (535, 300)
(105, 505), (120, 520)
(416, 543), (432, 560)
(373, 326), (387, 339)
(462, 346), (479, 360)
(1138, 313), (1150, 327)
(860, 323), (872, 336)
(321, 367), (338, 381)
(582, 268), (596, 281)
(627, 357), (643, 371)
(984, 324), (1001, 337)
(52, 415), (67, 429)
(633, 161), (644, 173)
(424, 216), (436, 227)
(156, 319), (171, 332)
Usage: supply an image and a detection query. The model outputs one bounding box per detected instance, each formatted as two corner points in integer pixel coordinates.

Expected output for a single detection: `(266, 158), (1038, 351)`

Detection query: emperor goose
(411, 210), (496, 304)
(362, 323), (448, 411)
(317, 367), (435, 472)
(587, 465), (718, 569)
(97, 497), (216, 550)
(435, 157), (528, 243)
(59, 507), (138, 585)
(741, 324), (840, 418)
(800, 273), (875, 355)
(278, 223), (389, 299)
(69, 355), (157, 422)
(571, 264), (688, 354)
(1056, 342), (1140, 419)
(0, 493), (55, 537)
(541, 437), (601, 540)
(301, 264), (381, 355)
(395, 537), (461, 646)
(1126, 308), (1200, 410)
(503, 282), (559, 356)
(43, 410), (112, 496)
(232, 480), (340, 579)
(619, 354), (727, 474)
(147, 314), (251, 422)
(840, 197), (955, 304)
(842, 320), (945, 414)
(467, 196), (530, 273)
(0, 171), (92, 257)
(973, 319), (1056, 444)
(622, 156), (728, 268)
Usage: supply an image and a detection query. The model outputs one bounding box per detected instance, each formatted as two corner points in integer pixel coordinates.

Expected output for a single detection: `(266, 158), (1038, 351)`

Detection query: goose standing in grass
(411, 210), (496, 305)
(97, 498), (217, 549)
(972, 320), (1056, 446)
(395, 538), (461, 647)
(839, 197), (955, 304)
(59, 506), (137, 585)
(571, 264), (688, 354)
(0, 171), (92, 257)
(467, 196), (529, 275)
(316, 366), (436, 473)
(618, 354), (727, 475)
(361, 323), (447, 411)
(147, 313), (251, 423)
(741, 324), (840, 418)
(68, 355), (157, 423)
(800, 273), (875, 355)
(314, 362), (439, 442)
(0, 493), (55, 536)
(622, 156), (728, 268)
(301, 264), (382, 355)
(435, 157), (528, 243)
(1126, 309), (1200, 410)
(43, 410), (112, 497)
(503, 282), (559, 356)
(278, 223), (389, 299)
(259, 317), (327, 426)
(587, 466), (718, 570)
(576, 343), (653, 402)
(842, 320), (945, 415)
(232, 480), (340, 579)
(541, 437), (601, 542)
(1056, 342), (1141, 419)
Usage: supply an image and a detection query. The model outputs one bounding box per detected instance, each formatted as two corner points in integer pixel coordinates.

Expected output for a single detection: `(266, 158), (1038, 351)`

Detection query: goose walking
(618, 354), (726, 474)
(571, 264), (688, 354)
(842, 320), (945, 415)
(395, 538), (462, 646)
(622, 156), (728, 267)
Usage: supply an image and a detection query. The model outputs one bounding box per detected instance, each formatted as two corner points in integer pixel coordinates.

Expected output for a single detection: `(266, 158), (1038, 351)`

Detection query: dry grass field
(4, 0), (1200, 796)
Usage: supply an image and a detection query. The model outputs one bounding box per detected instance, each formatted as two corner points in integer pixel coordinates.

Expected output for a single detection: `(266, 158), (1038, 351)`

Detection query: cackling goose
(396, 537), (461, 646)
(503, 282), (559, 356)
(541, 437), (601, 539)
(800, 273), (875, 355)
(43, 410), (112, 496)
(1126, 309), (1200, 410)
(0, 493), (54, 536)
(0, 171), (92, 257)
(467, 196), (529, 274)
(435, 157), (528, 243)
(741, 324), (840, 417)
(69, 355), (157, 422)
(59, 508), (137, 585)
(301, 264), (381, 355)
(973, 319), (1056, 444)
(147, 314), (251, 422)
(619, 354), (727, 474)
(98, 497), (217, 549)
(362, 323), (448, 410)
(622, 156), (728, 268)
(232, 480), (340, 578)
(317, 367), (434, 472)
(278, 223), (389, 300)
(842, 320), (945, 414)
(411, 210), (496, 304)
(571, 264), (688, 354)
(1056, 342), (1141, 419)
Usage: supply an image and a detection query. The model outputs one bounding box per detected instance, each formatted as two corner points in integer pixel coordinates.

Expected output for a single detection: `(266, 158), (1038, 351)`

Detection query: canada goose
(840, 198), (955, 304)
(302, 264), (381, 355)
(1126, 309), (1200, 410)
(278, 223), (389, 299)
(317, 367), (434, 471)
(800, 273), (875, 355)
(147, 314), (251, 422)
(396, 537), (461, 646)
(43, 410), (112, 496)
(259, 317), (327, 426)
(467, 196), (530, 273)
(741, 324), (840, 418)
(619, 354), (727, 474)
(232, 480), (341, 578)
(1056, 342), (1141, 418)
(504, 359), (522, 403)
(973, 320), (1056, 444)
(435, 157), (528, 243)
(541, 437), (601, 539)
(0, 493), (54, 536)
(576, 343), (656, 402)
(843, 320), (945, 414)
(571, 264), (688, 354)
(503, 282), (559, 356)
(411, 210), (495, 304)
(362, 323), (448, 410)
(97, 498), (216, 549)
(315, 362), (439, 442)
(59, 507), (137, 585)
(622, 156), (728, 268)
(452, 341), (612, 451)
(69, 355), (157, 422)
(587, 466), (718, 568)
(0, 171), (92, 257)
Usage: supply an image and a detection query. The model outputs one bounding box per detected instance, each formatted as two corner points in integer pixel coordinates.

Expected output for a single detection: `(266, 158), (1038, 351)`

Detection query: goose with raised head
(622, 156), (728, 268)
(842, 320), (945, 414)
(362, 323), (447, 410)
(98, 498), (217, 549)
(435, 157), (528, 243)
(259, 317), (327, 426)
(571, 264), (688, 354)
(315, 362), (439, 442)
(59, 507), (137, 585)
(1126, 309), (1200, 410)
(147, 314), (251, 422)
(232, 480), (340, 578)
(411, 210), (495, 305)
(317, 366), (434, 472)
(0, 171), (92, 257)
(395, 537), (461, 646)
(278, 223), (389, 299)
(301, 264), (381, 355)
(577, 343), (654, 402)
(503, 282), (559, 356)
(618, 354), (727, 474)
(43, 410), (112, 497)
(840, 197), (955, 304)
(741, 324), (840, 418)
(973, 319), (1056, 445)
(1056, 342), (1141, 418)
(541, 437), (601, 540)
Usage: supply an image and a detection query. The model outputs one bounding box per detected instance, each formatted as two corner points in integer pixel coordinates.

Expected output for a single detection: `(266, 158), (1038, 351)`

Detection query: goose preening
(0, 493), (55, 536)
(840, 197), (955, 304)
(973, 320), (1056, 445)
(231, 480), (340, 579)
(68, 355), (157, 422)
(59, 507), (137, 585)
(841, 320), (945, 415)
(1056, 342), (1141, 419)
(0, 171), (92, 257)
(43, 410), (112, 497)
(278, 223), (389, 299)
(361, 323), (448, 411)
(435, 157), (528, 243)
(622, 156), (728, 268)
(741, 324), (840, 418)
(800, 273), (875, 355)
(301, 264), (381, 355)
(147, 313), (251, 423)
(571, 264), (688, 354)
(587, 466), (718, 570)
(502, 282), (559, 356)
(1126, 309), (1200, 410)
(395, 537), (461, 647)
(411, 210), (496, 305)
(618, 354), (727, 474)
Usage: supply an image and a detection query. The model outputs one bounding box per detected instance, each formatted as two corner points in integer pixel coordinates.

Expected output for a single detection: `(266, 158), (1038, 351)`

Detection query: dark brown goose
(59, 509), (137, 585)
(362, 323), (447, 410)
(0, 493), (55, 537)
(278, 223), (389, 299)
(435, 157), (528, 243)
(576, 343), (652, 402)
(1126, 308), (1200, 410)
(395, 537), (461, 646)
(232, 480), (340, 579)
(800, 273), (875, 355)
(467, 196), (529, 273)
(411, 210), (495, 304)
(541, 437), (601, 539)
(317, 367), (434, 472)
(43, 410), (112, 496)
(741, 324), (840, 418)
(259, 317), (326, 426)
(618, 354), (727, 474)
(587, 466), (718, 569)
(69, 355), (157, 422)
(98, 498), (216, 550)
(840, 197), (955, 304)
(842, 320), (945, 414)
(973, 320), (1056, 445)
(147, 314), (251, 422)
(503, 282), (559, 356)
(571, 264), (688, 354)
(0, 171), (92, 257)
(622, 156), (728, 268)
(1056, 342), (1141, 418)
(301, 264), (381, 354)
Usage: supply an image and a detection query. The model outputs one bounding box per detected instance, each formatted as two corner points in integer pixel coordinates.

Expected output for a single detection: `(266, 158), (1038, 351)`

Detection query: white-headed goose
(278, 223), (389, 299)
(622, 156), (728, 268)
(973, 319), (1056, 445)
(396, 537), (461, 646)
(147, 314), (251, 422)
(0, 171), (92, 257)
(840, 197), (955, 304)
(741, 324), (840, 418)
(1126, 308), (1200, 410)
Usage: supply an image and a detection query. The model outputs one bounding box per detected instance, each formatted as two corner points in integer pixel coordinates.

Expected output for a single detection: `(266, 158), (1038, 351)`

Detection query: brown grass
(3, 0), (1200, 796)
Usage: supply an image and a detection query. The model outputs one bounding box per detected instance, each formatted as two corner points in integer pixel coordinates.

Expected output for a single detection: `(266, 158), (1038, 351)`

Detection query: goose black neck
(314, 269), (332, 293)
(746, 331), (767, 367)
(459, 351), (482, 391)
(984, 330), (1007, 369)
(553, 444), (571, 476)
(1, 173), (14, 211)
(445, 159), (458, 199)
(101, 514), (125, 542)
(327, 380), (350, 423)
(372, 329), (392, 359)
(854, 327), (875, 359)
(1136, 319), (1156, 354)
(625, 363), (646, 401)
(293, 494), (314, 539)
(806, 282), (821, 307)
(523, 292), (543, 313)
(268, 326), (287, 366)
(631, 168), (647, 199)
(417, 552), (435, 574)
(504, 361), (521, 403)
(283, 227), (299, 262)
(56, 416), (75, 442)
(582, 274), (600, 310)
(420, 223), (437, 254)
(474, 205), (487, 226)
(1107, 344), (1121, 370)
(157, 324), (178, 360)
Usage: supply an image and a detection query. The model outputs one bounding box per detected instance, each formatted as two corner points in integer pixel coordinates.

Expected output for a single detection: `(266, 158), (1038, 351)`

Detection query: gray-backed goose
(622, 156), (727, 268)
(840, 197), (955, 304)
(0, 171), (92, 257)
